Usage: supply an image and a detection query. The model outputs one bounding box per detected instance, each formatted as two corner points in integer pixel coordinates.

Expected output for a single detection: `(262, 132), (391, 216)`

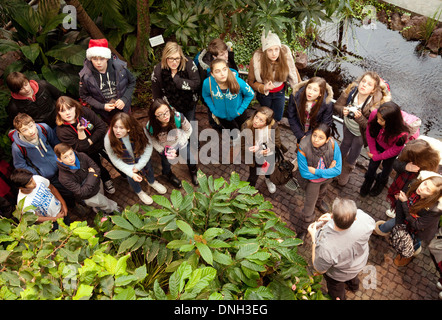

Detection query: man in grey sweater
(308, 197), (375, 300)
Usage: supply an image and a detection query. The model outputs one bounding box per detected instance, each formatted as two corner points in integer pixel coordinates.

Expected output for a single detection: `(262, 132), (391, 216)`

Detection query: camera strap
(349, 89), (371, 111)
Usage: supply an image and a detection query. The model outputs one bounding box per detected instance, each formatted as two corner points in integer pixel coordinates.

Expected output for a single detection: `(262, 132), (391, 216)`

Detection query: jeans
(126, 160), (155, 194)
(340, 126), (364, 166)
(298, 178), (331, 232)
(256, 86), (286, 121)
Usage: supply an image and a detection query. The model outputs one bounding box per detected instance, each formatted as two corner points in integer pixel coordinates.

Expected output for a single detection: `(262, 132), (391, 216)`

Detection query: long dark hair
(108, 112), (149, 159)
(147, 98), (177, 139)
(298, 77), (327, 129)
(312, 122), (331, 139)
(368, 102), (410, 146)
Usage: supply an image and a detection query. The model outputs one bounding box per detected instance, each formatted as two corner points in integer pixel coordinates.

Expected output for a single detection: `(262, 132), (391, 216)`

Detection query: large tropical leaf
(0, 39), (20, 54)
(45, 44), (86, 66)
(20, 43), (41, 64)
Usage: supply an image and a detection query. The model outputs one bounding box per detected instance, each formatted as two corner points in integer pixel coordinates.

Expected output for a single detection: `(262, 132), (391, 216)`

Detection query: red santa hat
(86, 38), (112, 60)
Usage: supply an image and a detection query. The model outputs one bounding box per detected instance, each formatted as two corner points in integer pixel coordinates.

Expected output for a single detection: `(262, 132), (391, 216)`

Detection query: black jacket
(7, 80), (61, 128)
(396, 179), (442, 244)
(57, 151), (101, 200)
(55, 106), (108, 154)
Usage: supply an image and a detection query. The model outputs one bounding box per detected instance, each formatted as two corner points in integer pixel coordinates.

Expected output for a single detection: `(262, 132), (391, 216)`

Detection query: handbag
(389, 224), (416, 258)
(270, 147), (295, 185)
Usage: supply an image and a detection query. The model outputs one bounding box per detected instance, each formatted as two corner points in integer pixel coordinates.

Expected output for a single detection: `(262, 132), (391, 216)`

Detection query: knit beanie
(86, 39), (112, 60)
(261, 30), (281, 52)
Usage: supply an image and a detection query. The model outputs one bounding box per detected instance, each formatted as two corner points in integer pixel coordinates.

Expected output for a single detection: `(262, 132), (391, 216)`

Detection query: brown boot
(394, 254), (413, 267)
(338, 162), (355, 186)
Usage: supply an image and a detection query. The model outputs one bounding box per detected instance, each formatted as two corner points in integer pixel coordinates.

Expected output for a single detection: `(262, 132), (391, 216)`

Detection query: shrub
(0, 171), (324, 300)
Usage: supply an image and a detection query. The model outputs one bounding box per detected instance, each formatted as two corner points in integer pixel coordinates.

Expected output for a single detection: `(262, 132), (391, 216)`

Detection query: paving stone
(67, 104), (440, 300)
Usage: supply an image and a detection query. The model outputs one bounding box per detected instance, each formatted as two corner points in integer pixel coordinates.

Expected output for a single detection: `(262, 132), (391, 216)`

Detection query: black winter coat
(57, 151), (101, 200)
(7, 80), (61, 128)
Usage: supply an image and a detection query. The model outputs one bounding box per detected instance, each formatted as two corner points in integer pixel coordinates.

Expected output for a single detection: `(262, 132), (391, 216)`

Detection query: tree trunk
(132, 0), (151, 68)
(64, 0), (127, 64)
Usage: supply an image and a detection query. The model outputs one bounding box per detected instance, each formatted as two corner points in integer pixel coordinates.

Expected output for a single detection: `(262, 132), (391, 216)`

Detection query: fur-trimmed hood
(341, 77), (392, 108)
(291, 79), (334, 104)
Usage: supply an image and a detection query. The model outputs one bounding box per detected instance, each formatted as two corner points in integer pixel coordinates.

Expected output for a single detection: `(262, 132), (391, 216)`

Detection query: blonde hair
(161, 42), (188, 72)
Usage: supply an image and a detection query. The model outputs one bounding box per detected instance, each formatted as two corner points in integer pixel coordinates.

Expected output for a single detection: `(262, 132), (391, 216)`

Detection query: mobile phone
(164, 145), (171, 155)
(261, 160), (269, 173)
(262, 143), (267, 150)
(80, 117), (89, 127)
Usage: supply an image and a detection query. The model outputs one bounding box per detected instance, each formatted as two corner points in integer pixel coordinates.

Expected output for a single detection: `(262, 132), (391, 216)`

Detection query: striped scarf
(120, 138), (149, 178)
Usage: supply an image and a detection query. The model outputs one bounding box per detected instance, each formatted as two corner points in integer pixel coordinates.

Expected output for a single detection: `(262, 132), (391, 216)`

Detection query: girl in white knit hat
(247, 30), (301, 122)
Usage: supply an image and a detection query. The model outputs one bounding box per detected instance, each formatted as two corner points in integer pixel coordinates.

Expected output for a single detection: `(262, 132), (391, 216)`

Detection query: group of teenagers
(3, 30), (442, 299)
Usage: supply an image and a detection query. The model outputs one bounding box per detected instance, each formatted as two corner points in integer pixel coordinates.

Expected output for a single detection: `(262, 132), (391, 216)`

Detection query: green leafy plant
(0, 172), (325, 300)
(104, 171), (325, 300)
(0, 0), (86, 96)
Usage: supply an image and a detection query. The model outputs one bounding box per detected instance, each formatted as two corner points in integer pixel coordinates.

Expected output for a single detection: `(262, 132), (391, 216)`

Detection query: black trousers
(365, 143), (396, 183)
(323, 273), (360, 300)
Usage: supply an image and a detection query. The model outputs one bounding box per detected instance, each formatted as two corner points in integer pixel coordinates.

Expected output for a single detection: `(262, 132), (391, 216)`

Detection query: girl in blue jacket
(296, 123), (342, 240)
(202, 59), (254, 141)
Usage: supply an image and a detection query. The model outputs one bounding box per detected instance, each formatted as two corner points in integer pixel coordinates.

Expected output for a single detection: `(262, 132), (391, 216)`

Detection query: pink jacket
(366, 109), (408, 161)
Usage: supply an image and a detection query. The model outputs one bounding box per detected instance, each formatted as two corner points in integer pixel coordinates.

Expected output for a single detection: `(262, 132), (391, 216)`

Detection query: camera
(347, 106), (360, 120)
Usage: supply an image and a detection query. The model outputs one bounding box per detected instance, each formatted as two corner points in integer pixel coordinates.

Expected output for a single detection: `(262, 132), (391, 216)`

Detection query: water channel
(302, 18), (442, 139)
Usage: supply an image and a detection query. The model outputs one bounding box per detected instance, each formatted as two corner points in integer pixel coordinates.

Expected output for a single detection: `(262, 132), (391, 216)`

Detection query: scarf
(56, 153), (81, 170)
(387, 171), (418, 209)
(120, 138), (149, 178)
(309, 140), (334, 168)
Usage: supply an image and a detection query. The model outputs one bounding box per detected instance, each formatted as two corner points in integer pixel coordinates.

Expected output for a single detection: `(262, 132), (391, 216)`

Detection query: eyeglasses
(167, 57), (181, 63)
(155, 109), (170, 119)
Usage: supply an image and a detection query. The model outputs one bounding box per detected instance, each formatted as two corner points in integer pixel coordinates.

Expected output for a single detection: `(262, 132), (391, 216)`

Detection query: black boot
(188, 165), (199, 186)
(167, 171), (182, 188)
(369, 174), (387, 197)
(360, 175), (375, 197)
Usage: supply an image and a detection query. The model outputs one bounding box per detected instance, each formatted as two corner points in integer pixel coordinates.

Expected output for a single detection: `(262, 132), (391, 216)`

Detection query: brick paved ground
(71, 103), (440, 300)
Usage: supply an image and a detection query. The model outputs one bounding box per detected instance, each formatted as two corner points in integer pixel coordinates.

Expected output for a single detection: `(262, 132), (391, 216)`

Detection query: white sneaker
(437, 281), (442, 291)
(104, 180), (116, 194)
(137, 191), (153, 205)
(265, 178), (276, 194)
(386, 208), (396, 218)
(149, 181), (167, 194)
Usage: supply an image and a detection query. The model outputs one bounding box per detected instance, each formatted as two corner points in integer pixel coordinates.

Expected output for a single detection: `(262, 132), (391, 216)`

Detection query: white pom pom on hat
(86, 38), (112, 60)
(261, 30), (281, 52)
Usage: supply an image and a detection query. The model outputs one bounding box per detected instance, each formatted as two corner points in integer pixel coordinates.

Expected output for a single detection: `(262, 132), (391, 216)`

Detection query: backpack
(146, 110), (182, 135)
(401, 111), (421, 142)
(8, 123), (48, 175)
(389, 224), (416, 258)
